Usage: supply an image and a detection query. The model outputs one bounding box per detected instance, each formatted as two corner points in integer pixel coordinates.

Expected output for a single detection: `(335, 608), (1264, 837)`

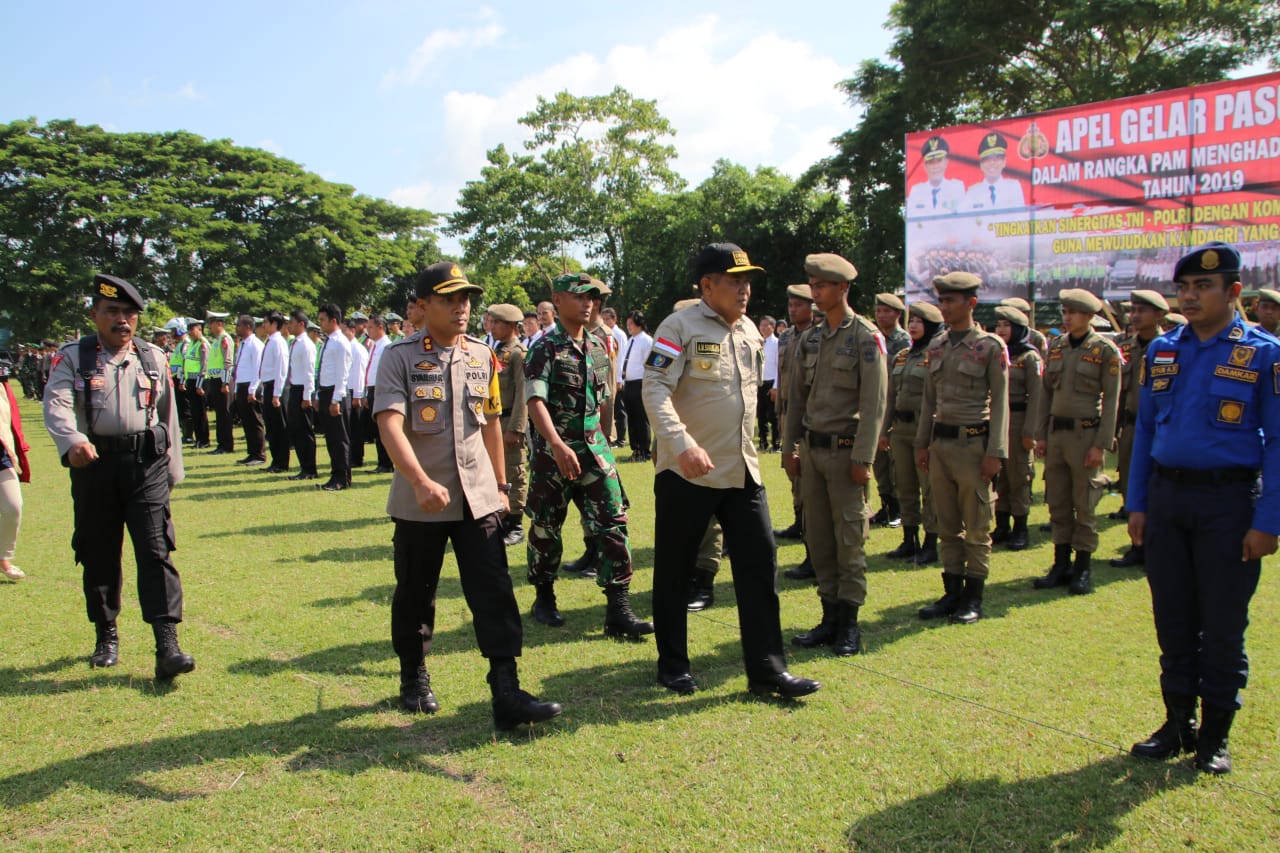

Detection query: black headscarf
(1006, 318), (1034, 358)
(910, 318), (943, 353)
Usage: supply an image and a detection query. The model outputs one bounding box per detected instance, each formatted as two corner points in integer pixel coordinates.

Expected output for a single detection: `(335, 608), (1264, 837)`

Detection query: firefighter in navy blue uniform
(1127, 243), (1280, 775)
(42, 275), (195, 681)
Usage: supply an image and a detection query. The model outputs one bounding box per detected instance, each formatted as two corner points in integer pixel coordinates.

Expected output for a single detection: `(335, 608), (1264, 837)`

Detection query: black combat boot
(400, 663), (439, 714)
(1193, 703), (1236, 775)
(603, 584), (654, 640)
(949, 577), (985, 624)
(914, 532), (938, 565)
(791, 599), (838, 647)
(1068, 551), (1093, 595)
(832, 601), (862, 656)
(884, 495), (902, 528)
(990, 511), (1011, 545)
(90, 621), (119, 668)
(774, 508), (803, 540)
(1131, 692), (1198, 760)
(1110, 544), (1145, 568)
(887, 525), (919, 560)
(502, 515), (525, 547)
(487, 659), (562, 730)
(1008, 515), (1029, 551)
(563, 540), (600, 578)
(918, 573), (964, 620)
(783, 551), (816, 581)
(1033, 544), (1073, 589)
(531, 583), (565, 627)
(686, 569), (715, 612)
(152, 621), (195, 681)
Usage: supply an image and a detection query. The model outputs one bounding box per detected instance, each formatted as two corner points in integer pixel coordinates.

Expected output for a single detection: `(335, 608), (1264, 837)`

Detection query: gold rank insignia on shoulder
(422, 338), (433, 351)
(1218, 399), (1245, 424)
(1229, 345), (1256, 367)
(472, 383), (487, 395)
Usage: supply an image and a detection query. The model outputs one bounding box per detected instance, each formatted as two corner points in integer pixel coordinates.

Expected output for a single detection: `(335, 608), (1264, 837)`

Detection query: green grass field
(2, 395), (1277, 850)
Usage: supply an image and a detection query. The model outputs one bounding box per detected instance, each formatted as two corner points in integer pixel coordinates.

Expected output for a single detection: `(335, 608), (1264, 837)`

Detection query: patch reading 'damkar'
(1213, 365), (1259, 383)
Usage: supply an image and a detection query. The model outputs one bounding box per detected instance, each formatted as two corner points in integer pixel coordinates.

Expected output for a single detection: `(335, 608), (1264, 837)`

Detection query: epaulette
(893, 348), (910, 366)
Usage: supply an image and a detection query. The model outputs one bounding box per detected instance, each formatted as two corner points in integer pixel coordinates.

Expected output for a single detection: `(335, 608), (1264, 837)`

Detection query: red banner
(904, 71), (1280, 304)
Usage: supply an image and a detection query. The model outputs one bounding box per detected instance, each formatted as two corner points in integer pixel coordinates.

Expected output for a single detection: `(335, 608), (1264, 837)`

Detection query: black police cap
(92, 274), (145, 311)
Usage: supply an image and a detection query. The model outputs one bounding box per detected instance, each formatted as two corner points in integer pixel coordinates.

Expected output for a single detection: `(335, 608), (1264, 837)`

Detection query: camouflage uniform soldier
(488, 303), (529, 547)
(1033, 289), (1122, 595)
(524, 274), (652, 639)
(991, 305), (1044, 551)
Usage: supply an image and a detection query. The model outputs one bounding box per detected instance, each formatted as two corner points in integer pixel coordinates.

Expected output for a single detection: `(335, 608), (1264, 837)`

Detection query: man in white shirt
(758, 315), (780, 452)
(257, 312), (291, 472)
(603, 307), (629, 448)
(527, 301), (556, 347)
(619, 311), (653, 461)
(364, 315), (393, 473)
(286, 309), (319, 480)
(964, 131), (1026, 211)
(233, 314), (267, 466)
(315, 303), (353, 491)
(906, 135), (965, 217)
(343, 318), (369, 470)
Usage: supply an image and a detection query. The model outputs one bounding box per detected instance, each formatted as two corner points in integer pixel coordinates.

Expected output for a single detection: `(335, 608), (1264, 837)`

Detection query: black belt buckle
(893, 410), (915, 423)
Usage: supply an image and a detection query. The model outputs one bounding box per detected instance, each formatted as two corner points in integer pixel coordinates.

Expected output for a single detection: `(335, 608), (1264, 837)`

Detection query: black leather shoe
(319, 481), (348, 491)
(288, 471), (317, 481)
(774, 521), (803, 540)
(1131, 692), (1198, 760)
(783, 558), (816, 581)
(372, 465), (395, 474)
(657, 672), (699, 695)
(90, 621), (119, 668)
(747, 671), (821, 699)
(1193, 705), (1235, 775)
(265, 465), (289, 474)
(1110, 545), (1145, 568)
(686, 586), (714, 612)
(209, 448), (230, 456)
(236, 455), (254, 465)
(531, 584), (565, 627)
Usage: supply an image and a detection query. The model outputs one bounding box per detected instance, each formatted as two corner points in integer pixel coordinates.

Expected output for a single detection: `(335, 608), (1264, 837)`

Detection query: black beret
(92, 274), (145, 311)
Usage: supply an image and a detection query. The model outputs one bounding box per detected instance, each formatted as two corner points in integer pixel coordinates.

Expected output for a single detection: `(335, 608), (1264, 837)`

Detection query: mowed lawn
(1, 395), (1277, 850)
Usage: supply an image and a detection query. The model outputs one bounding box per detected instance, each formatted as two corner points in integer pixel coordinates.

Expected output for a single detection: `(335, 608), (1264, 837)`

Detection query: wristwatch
(497, 483), (512, 494)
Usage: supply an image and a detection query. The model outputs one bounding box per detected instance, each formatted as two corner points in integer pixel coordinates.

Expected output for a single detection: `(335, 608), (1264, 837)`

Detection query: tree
(807, 0), (1280, 293)
(447, 86), (685, 304)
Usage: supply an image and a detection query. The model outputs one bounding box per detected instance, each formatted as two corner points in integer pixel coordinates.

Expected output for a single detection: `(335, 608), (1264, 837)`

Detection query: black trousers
(652, 470), (787, 681)
(623, 380), (649, 456)
(614, 392), (628, 445)
(391, 510), (523, 675)
(367, 388), (393, 468)
(205, 377), (235, 451)
(1145, 471), (1262, 710)
(348, 398), (366, 467)
(235, 382), (266, 459)
(71, 446), (184, 624)
(173, 374), (191, 439)
(756, 381), (777, 449)
(317, 385), (351, 485)
(184, 377), (209, 445)
(286, 384), (317, 474)
(262, 380), (290, 469)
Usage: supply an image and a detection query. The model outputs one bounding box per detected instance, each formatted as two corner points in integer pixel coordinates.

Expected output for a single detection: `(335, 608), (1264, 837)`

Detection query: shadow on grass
(0, 656), (192, 698)
(844, 753), (1195, 851)
(228, 516), (392, 537)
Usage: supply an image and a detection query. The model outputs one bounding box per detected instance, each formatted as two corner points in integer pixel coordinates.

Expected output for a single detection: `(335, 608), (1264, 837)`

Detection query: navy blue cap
(1174, 242), (1241, 280)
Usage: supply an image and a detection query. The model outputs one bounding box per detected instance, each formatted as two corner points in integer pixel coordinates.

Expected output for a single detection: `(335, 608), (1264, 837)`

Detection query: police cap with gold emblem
(921, 136), (949, 161)
(416, 261), (483, 297)
(910, 302), (943, 324)
(1174, 242), (1241, 280)
(91, 274), (145, 311)
(977, 131), (1008, 159)
(994, 305), (1029, 326)
(1059, 288), (1103, 314)
(804, 253), (857, 283)
(932, 271), (982, 293)
(876, 293), (905, 312)
(487, 303), (524, 324)
(1129, 289), (1170, 312)
(693, 242), (765, 279)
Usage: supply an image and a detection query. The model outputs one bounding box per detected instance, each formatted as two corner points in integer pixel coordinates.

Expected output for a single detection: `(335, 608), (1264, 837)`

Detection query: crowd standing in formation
(9, 239), (1274, 774)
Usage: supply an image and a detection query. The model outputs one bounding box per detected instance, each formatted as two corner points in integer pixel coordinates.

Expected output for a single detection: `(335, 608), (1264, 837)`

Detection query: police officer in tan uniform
(991, 305), (1044, 550)
(373, 261), (561, 729)
(43, 274), (195, 681)
(915, 272), (1009, 624)
(881, 301), (943, 563)
(488, 303), (529, 547)
(1033, 289), (1122, 595)
(644, 242), (820, 699)
(1110, 289), (1169, 567)
(783, 253), (887, 656)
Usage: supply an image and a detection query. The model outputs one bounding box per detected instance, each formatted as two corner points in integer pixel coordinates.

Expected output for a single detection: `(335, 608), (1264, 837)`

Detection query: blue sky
(1, 0), (897, 226)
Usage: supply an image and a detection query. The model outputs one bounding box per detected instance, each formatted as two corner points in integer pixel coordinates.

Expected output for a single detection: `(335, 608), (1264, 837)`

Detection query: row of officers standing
(40, 241), (1274, 773)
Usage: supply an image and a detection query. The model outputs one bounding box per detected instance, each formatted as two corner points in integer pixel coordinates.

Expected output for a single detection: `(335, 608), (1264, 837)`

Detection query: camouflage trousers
(526, 449), (632, 587)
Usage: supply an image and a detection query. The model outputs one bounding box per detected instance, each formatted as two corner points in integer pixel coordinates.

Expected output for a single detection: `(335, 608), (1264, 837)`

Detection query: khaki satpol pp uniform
(883, 302), (940, 538)
(489, 304), (529, 520)
(993, 305), (1044, 520)
(1115, 289), (1169, 505)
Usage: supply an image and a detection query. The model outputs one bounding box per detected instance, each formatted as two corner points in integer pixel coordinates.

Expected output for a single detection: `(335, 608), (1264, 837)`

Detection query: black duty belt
(807, 430), (857, 449)
(893, 410), (915, 423)
(1153, 463), (1257, 486)
(932, 422), (989, 440)
(1051, 416), (1100, 431)
(1009, 401), (1028, 412)
(1121, 410), (1138, 426)
(93, 432), (148, 453)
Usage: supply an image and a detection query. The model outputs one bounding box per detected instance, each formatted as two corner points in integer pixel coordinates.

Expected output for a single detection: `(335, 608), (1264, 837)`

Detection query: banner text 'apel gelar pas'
(904, 71), (1280, 306)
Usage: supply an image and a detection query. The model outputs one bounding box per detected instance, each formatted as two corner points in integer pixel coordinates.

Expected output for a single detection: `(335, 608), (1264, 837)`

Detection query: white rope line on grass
(690, 609), (1277, 801)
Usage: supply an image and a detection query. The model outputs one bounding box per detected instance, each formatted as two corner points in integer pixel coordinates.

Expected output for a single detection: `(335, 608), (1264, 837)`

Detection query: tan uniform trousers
(873, 444), (894, 500)
(891, 430), (934, 531)
(928, 433), (993, 579)
(800, 441), (869, 605)
(1045, 425), (1107, 552)
(505, 439), (528, 516)
(995, 412), (1034, 516)
(697, 520), (723, 573)
(1116, 416), (1136, 505)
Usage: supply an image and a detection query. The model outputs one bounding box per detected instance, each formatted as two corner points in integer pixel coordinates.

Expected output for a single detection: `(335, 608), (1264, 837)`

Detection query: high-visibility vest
(207, 332), (235, 379)
(183, 339), (207, 378)
(169, 340), (185, 375)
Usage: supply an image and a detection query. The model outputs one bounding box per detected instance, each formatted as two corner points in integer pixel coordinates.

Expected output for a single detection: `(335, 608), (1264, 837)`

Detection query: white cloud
(411, 15), (853, 217)
(382, 7), (504, 88)
(177, 81), (205, 101)
(256, 138), (283, 155)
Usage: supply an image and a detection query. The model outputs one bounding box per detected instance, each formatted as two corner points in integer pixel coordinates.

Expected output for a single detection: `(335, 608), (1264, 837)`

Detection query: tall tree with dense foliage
(808, 0), (1280, 293)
